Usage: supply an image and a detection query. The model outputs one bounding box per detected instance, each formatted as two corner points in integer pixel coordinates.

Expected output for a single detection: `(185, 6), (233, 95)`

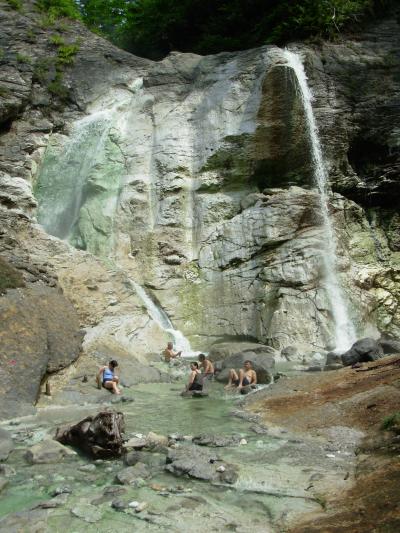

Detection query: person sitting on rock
(163, 341), (182, 363)
(198, 353), (214, 380)
(186, 362), (203, 392)
(97, 360), (121, 395)
(225, 360), (257, 390)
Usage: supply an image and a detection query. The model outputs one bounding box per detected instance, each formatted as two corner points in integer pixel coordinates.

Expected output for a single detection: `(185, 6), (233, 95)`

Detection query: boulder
(209, 342), (277, 363)
(192, 434), (241, 447)
(71, 503), (102, 523)
(378, 336), (400, 355)
(0, 428), (13, 461)
(55, 411), (125, 459)
(124, 437), (147, 450)
(115, 462), (151, 485)
(0, 284), (83, 420)
(166, 445), (238, 484)
(215, 351), (274, 384)
(145, 431), (169, 450)
(25, 439), (76, 464)
(326, 352), (343, 366)
(341, 338), (384, 367)
(281, 346), (298, 361)
(123, 450), (166, 469)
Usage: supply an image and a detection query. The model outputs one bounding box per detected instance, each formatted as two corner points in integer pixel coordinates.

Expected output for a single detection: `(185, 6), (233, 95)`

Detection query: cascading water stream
(282, 49), (356, 351)
(129, 279), (193, 354)
(36, 110), (113, 240)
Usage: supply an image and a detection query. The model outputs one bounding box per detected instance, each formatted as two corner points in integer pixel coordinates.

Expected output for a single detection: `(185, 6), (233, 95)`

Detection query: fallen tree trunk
(55, 411), (125, 458)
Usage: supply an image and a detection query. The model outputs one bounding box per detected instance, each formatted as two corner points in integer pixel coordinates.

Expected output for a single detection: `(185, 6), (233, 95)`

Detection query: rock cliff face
(0, 0), (399, 365)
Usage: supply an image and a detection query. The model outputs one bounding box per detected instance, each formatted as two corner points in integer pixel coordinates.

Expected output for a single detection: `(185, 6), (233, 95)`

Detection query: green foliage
(33, 57), (55, 84)
(0, 86), (11, 97)
(381, 412), (400, 431)
(36, 0), (81, 20)
(49, 34), (65, 46)
(6, 0), (22, 10)
(0, 257), (25, 294)
(16, 53), (33, 64)
(56, 43), (80, 65)
(26, 29), (37, 42)
(78, 0), (128, 37)
(76, 0), (395, 59)
(47, 74), (69, 99)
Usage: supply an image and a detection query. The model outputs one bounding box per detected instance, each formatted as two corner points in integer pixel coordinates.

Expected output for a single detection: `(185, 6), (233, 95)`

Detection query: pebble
(52, 486), (72, 496)
(135, 502), (148, 513)
(150, 483), (167, 492)
(239, 439), (247, 445)
(79, 464), (96, 472)
(111, 500), (126, 510)
(216, 465), (226, 473)
(128, 501), (140, 508)
(326, 454), (336, 458)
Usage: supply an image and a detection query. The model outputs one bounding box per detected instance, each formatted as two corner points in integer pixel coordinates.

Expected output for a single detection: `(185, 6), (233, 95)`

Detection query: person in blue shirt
(96, 360), (121, 394)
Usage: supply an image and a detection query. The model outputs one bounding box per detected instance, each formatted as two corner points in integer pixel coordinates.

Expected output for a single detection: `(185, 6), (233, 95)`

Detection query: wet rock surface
(25, 438), (76, 465)
(341, 338), (385, 366)
(192, 434), (241, 447)
(166, 444), (239, 484)
(0, 427), (13, 461)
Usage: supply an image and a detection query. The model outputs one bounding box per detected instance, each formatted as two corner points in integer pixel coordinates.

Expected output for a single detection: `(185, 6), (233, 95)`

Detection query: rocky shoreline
(244, 354), (400, 532)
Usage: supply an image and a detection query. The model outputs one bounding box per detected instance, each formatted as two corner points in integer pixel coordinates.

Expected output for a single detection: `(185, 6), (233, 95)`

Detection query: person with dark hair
(225, 360), (257, 390)
(96, 360), (121, 395)
(198, 353), (214, 378)
(186, 362), (203, 392)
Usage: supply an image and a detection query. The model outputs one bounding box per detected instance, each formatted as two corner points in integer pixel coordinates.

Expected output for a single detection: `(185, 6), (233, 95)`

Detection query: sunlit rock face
(1, 2), (399, 357)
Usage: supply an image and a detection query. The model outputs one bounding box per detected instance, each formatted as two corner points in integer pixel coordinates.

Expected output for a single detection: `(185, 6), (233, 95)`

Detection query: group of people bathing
(96, 342), (257, 395)
(163, 341), (257, 393)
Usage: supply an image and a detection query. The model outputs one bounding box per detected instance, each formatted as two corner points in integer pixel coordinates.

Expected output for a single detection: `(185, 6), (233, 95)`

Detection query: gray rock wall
(0, 1), (399, 360)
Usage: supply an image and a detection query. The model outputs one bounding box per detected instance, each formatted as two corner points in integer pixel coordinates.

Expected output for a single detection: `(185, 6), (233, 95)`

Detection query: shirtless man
(198, 353), (214, 378)
(225, 360), (257, 390)
(96, 359), (121, 395)
(163, 342), (182, 363)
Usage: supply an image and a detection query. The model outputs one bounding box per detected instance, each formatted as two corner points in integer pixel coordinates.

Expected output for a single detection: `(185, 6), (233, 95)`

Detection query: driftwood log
(55, 411), (125, 458)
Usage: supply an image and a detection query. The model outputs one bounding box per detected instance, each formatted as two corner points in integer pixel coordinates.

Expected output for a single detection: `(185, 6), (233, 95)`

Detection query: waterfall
(36, 110), (113, 240)
(283, 50), (356, 351)
(130, 280), (193, 355)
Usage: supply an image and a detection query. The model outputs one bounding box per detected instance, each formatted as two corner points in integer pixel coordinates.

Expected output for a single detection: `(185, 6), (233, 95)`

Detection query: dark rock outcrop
(0, 283), (83, 419)
(55, 411), (125, 458)
(341, 338), (384, 366)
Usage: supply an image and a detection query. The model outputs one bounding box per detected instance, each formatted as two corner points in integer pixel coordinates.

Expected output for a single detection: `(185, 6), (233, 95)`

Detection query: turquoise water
(0, 381), (321, 532)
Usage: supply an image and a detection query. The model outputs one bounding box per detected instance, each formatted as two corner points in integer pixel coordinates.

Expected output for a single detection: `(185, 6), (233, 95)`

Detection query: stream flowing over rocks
(0, 0), (400, 530)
